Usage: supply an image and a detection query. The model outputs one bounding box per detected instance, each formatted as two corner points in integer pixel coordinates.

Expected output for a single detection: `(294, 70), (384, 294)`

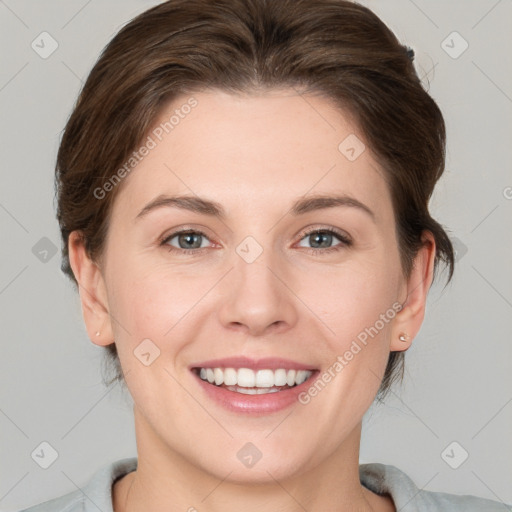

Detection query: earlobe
(68, 231), (114, 347)
(390, 231), (436, 352)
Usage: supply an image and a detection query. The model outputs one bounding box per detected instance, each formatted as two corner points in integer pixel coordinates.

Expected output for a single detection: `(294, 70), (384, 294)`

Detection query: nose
(216, 248), (299, 337)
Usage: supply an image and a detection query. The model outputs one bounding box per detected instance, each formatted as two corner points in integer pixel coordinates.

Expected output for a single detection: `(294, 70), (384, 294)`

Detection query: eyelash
(159, 227), (352, 256)
(297, 227), (353, 254)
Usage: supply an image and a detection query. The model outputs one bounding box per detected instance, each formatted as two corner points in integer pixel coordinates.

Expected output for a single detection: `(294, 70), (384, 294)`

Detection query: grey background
(1, 0), (511, 510)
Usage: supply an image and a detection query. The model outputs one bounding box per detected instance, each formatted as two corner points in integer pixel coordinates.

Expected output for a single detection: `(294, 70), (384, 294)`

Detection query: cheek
(294, 266), (400, 426)
(106, 257), (222, 360)
(305, 257), (400, 348)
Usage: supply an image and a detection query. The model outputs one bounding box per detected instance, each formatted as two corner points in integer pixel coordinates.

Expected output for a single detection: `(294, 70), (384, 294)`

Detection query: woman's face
(84, 88), (418, 482)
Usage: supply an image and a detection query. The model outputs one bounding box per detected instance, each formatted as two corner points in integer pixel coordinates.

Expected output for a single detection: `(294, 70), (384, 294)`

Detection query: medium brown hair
(56, 0), (455, 402)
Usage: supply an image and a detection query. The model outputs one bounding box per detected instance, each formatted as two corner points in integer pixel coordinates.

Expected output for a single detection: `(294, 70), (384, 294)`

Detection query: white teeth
(256, 369), (274, 387)
(274, 368), (287, 386)
(223, 367), (237, 386)
(214, 368), (224, 385)
(196, 367), (313, 389)
(237, 368), (255, 387)
(295, 370), (310, 385)
(228, 386), (282, 395)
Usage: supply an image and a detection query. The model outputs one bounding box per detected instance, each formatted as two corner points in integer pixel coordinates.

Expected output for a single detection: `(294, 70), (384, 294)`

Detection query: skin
(69, 88), (435, 512)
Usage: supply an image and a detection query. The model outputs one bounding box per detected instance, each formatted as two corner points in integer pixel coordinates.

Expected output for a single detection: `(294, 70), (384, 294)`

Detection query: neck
(113, 410), (393, 512)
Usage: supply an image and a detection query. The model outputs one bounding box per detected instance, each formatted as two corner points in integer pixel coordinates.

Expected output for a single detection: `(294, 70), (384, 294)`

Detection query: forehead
(111, 88), (392, 222)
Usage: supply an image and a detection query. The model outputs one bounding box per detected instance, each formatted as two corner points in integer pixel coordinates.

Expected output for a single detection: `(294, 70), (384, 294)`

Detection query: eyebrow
(135, 193), (376, 222)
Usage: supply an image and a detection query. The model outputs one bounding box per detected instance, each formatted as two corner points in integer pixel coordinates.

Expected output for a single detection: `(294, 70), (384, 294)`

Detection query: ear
(390, 231), (436, 351)
(68, 230), (114, 347)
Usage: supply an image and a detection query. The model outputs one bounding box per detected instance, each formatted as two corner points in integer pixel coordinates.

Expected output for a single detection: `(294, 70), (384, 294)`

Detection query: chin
(186, 439), (315, 485)
(207, 458), (310, 486)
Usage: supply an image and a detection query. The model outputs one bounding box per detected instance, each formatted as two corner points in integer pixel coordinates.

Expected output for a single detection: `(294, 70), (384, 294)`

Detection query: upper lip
(190, 356), (317, 371)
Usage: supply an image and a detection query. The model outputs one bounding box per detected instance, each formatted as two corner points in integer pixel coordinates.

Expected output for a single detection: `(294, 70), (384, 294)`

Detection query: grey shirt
(19, 457), (510, 511)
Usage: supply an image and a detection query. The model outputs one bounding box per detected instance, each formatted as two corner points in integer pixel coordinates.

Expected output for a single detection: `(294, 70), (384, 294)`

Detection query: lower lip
(193, 372), (318, 415)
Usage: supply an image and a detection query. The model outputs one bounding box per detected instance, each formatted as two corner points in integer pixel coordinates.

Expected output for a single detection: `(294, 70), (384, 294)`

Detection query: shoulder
(359, 462), (511, 511)
(18, 457), (138, 512)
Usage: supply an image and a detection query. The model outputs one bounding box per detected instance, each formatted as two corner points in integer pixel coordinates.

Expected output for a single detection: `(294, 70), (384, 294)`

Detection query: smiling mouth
(193, 367), (316, 394)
